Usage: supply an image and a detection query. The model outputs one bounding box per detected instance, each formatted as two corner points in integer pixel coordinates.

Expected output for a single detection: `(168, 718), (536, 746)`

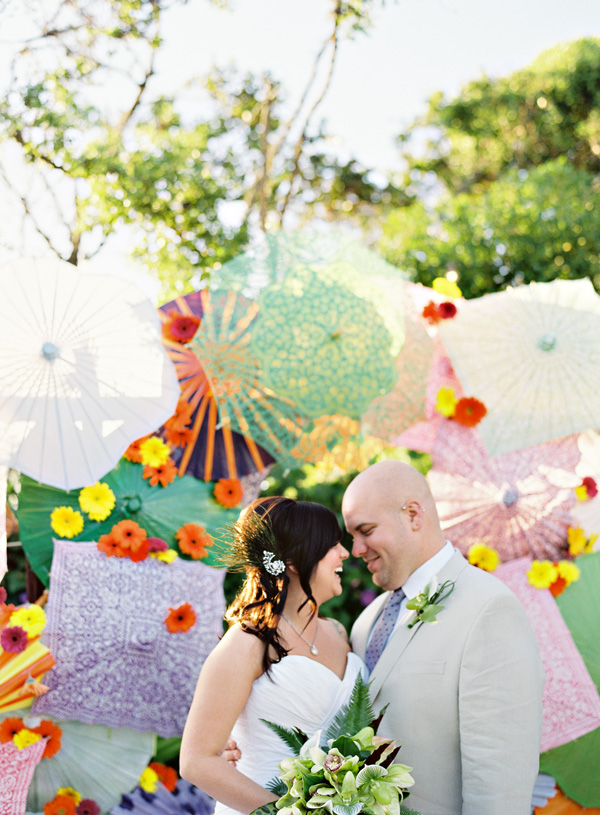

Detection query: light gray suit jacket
(351, 550), (544, 815)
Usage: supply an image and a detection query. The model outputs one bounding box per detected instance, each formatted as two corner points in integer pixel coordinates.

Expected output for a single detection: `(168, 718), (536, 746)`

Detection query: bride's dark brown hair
(223, 495), (342, 674)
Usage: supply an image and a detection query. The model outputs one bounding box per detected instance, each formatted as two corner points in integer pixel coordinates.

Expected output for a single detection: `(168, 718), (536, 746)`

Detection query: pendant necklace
(282, 614), (319, 656)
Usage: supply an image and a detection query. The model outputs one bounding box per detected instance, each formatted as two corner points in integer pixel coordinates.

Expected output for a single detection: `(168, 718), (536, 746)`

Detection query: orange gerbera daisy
(164, 425), (193, 448)
(165, 603), (197, 633)
(549, 575), (568, 597)
(123, 434), (152, 463)
(165, 399), (194, 432)
(97, 533), (127, 558)
(110, 520), (148, 553)
(422, 300), (442, 324)
(214, 478), (244, 508)
(453, 397), (487, 427)
(43, 795), (77, 815)
(0, 716), (24, 743)
(175, 523), (213, 560)
(31, 719), (63, 759)
(0, 601), (16, 626)
(162, 311), (201, 344)
(143, 458), (178, 487)
(149, 761), (178, 792)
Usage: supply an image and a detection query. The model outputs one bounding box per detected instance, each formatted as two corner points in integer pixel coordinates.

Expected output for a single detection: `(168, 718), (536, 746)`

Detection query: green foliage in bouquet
(260, 675), (415, 815)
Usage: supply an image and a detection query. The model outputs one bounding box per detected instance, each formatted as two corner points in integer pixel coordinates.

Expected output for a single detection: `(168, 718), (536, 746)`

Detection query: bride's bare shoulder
(321, 616), (349, 644)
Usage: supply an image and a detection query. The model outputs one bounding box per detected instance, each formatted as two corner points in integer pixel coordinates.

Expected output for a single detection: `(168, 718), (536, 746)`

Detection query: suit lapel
(367, 550), (470, 701)
(351, 592), (387, 659)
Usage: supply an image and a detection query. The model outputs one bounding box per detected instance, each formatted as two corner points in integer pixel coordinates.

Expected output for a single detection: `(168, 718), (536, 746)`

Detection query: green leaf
(325, 674), (375, 741)
(260, 719), (308, 754)
(251, 803), (280, 815)
(331, 736), (360, 756)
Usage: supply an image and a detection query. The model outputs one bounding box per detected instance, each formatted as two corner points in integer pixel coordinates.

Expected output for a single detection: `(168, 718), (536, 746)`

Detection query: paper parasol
(571, 430), (600, 540)
(427, 420), (580, 561)
(438, 278), (600, 456)
(0, 256), (180, 490)
(17, 459), (242, 584)
(0, 737), (46, 815)
(31, 540), (225, 738)
(539, 552), (600, 806)
(494, 557), (600, 753)
(0, 708), (156, 814)
(110, 779), (214, 815)
(159, 291), (276, 481)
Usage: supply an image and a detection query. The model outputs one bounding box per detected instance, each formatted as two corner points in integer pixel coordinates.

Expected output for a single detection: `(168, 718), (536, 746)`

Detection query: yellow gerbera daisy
(527, 560), (558, 589)
(432, 277), (462, 299)
(50, 506), (84, 538)
(467, 543), (500, 572)
(79, 481), (116, 522)
(13, 728), (41, 749)
(150, 549), (178, 564)
(567, 526), (588, 556)
(557, 561), (581, 586)
(57, 788), (82, 805)
(9, 605), (46, 637)
(436, 387), (458, 418)
(139, 436), (171, 468)
(139, 766), (159, 793)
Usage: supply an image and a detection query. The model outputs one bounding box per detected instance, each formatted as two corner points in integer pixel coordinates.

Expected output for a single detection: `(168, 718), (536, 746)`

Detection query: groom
(342, 460), (545, 815)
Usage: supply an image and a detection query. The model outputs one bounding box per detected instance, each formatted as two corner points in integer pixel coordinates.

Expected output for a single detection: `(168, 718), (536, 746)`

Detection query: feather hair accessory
(215, 508), (286, 576)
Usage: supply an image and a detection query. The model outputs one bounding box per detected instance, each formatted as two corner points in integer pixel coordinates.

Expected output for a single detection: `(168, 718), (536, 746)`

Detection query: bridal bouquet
(259, 676), (418, 815)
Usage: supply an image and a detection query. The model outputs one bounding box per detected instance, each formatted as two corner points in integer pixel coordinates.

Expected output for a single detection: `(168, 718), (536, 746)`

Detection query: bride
(180, 495), (366, 815)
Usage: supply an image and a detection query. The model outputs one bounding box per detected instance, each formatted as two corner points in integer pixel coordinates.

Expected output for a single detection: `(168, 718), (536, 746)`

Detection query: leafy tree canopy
(381, 38), (600, 298)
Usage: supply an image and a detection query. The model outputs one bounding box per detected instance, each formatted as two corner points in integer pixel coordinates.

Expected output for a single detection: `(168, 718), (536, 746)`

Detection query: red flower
(31, 719), (63, 758)
(0, 602), (15, 626)
(582, 476), (598, 498)
(0, 587), (6, 605)
(214, 478), (244, 508)
(422, 300), (442, 324)
(163, 311), (201, 343)
(128, 538), (151, 562)
(0, 625), (28, 654)
(43, 796), (77, 815)
(165, 602), (197, 633)
(549, 576), (568, 597)
(76, 800), (101, 815)
(438, 301), (457, 319)
(143, 458), (178, 487)
(123, 434), (152, 463)
(0, 716), (24, 743)
(453, 397), (487, 427)
(111, 520), (148, 553)
(147, 537), (169, 552)
(149, 761), (178, 792)
(175, 523), (213, 560)
(97, 533), (127, 558)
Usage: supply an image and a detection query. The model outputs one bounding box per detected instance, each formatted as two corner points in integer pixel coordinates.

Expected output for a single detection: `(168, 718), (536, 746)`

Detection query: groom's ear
(403, 501), (424, 531)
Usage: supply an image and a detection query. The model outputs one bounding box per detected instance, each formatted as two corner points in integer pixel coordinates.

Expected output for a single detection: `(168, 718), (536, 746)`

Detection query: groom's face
(342, 495), (417, 591)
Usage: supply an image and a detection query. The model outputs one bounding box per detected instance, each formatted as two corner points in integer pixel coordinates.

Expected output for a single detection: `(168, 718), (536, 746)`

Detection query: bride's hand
(220, 738), (241, 766)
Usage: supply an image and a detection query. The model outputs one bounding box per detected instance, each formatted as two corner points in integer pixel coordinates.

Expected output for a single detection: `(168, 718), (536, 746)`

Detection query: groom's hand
(221, 737), (241, 766)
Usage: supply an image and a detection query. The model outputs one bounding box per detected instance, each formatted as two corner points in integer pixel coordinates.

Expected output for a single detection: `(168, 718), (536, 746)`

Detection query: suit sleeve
(458, 590), (545, 815)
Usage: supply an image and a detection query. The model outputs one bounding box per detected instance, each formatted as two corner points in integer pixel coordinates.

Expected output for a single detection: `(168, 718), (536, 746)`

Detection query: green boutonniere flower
(406, 577), (455, 629)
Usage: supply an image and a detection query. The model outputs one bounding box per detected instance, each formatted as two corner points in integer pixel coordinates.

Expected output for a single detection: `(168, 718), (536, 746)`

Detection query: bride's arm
(180, 624), (278, 814)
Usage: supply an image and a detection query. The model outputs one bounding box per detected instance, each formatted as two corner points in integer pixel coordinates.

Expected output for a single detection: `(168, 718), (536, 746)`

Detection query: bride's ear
(287, 562), (298, 576)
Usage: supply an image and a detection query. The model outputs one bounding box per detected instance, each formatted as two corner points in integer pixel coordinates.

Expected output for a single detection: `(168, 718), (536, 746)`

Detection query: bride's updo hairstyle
(223, 495), (342, 673)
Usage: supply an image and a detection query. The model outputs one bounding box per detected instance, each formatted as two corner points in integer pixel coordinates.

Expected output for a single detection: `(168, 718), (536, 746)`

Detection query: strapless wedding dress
(214, 652), (366, 815)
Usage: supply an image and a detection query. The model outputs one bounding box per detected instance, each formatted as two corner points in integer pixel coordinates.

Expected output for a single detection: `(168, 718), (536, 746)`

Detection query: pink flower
(0, 587), (6, 605)
(0, 625), (28, 654)
(76, 801), (101, 815)
(147, 537), (169, 552)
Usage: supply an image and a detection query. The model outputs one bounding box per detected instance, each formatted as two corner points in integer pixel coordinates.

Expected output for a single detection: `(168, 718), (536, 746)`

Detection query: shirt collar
(402, 540), (455, 600)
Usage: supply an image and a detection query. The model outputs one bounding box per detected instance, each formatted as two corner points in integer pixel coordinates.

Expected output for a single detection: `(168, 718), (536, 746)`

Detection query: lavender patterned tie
(365, 588), (406, 672)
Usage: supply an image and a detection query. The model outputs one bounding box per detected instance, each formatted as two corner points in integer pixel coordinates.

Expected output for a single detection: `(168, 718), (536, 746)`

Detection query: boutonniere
(406, 577), (455, 629)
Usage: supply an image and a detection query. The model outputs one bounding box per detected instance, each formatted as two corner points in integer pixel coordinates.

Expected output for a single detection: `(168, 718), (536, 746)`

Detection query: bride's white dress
(214, 652), (366, 815)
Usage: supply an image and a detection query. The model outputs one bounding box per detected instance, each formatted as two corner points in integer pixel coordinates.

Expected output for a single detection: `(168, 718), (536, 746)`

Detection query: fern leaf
(260, 719), (307, 753)
(325, 674), (375, 740)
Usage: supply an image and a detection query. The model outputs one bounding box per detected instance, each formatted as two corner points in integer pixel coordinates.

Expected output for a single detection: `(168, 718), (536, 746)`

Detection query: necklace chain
(282, 614), (319, 656)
